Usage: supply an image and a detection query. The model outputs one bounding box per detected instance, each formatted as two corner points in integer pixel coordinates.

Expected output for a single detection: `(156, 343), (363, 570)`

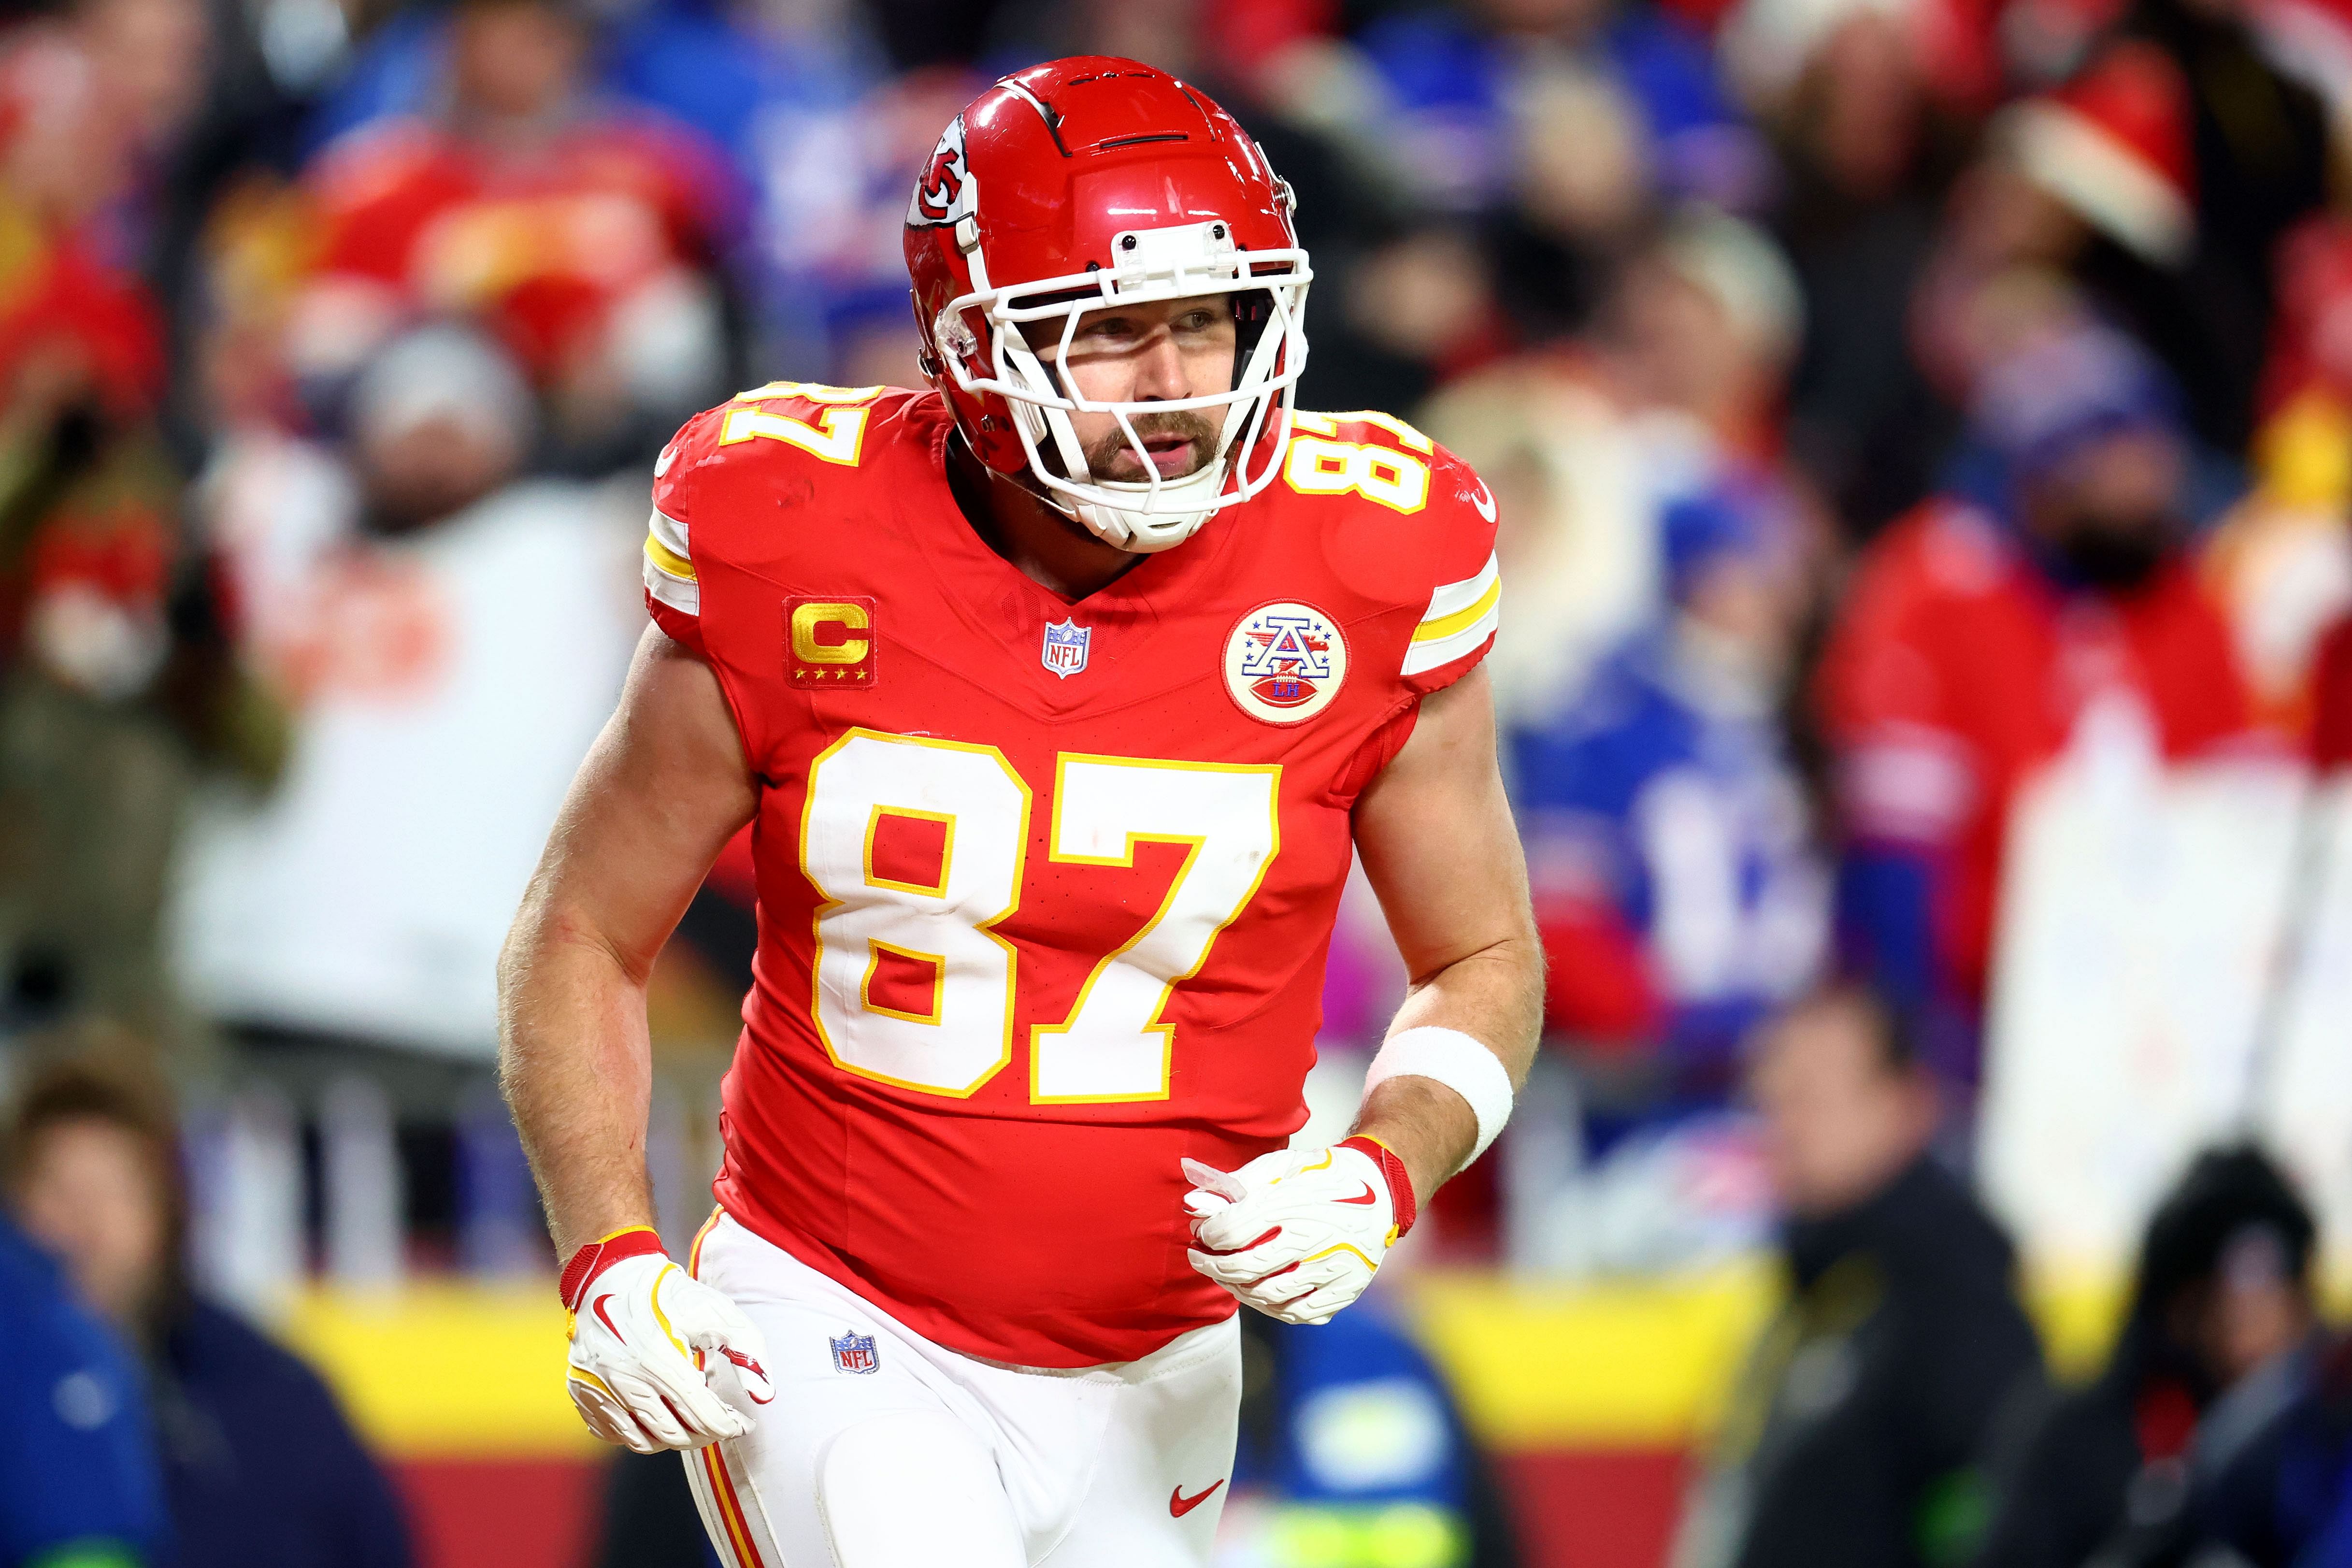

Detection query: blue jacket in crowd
(148, 1299), (412, 1568)
(0, 1215), (166, 1568)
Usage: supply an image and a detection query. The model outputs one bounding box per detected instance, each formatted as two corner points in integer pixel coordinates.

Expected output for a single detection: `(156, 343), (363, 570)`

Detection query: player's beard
(1079, 409), (1224, 485)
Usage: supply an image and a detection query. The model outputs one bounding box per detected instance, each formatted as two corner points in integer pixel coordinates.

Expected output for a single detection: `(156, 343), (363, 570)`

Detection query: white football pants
(681, 1211), (1241, 1568)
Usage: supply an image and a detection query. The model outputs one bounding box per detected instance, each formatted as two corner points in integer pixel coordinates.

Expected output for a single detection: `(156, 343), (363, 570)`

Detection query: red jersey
(644, 385), (1500, 1366)
(1815, 500), (2254, 1002)
(301, 113), (733, 379)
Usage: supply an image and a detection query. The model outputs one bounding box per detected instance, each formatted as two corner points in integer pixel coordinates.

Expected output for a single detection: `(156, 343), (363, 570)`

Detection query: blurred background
(4, 0), (2352, 1563)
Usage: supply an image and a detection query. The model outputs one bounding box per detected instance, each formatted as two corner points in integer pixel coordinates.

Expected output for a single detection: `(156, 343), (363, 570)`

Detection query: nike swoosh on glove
(560, 1226), (774, 1453)
(1183, 1136), (1418, 1325)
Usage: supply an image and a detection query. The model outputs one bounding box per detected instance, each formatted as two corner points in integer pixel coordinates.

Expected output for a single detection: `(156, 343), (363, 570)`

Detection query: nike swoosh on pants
(1170, 1480), (1225, 1517)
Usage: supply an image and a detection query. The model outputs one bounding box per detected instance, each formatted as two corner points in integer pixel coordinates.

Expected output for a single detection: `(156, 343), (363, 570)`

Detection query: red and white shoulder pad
(1403, 533), (1500, 693)
(1283, 408), (1501, 693)
(640, 381), (890, 650)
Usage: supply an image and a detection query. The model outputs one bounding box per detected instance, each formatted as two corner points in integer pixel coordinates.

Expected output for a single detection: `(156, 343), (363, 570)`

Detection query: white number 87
(799, 731), (1280, 1104)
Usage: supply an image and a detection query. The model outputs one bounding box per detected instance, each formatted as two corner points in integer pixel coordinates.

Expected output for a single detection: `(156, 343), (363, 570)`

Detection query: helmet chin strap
(1033, 380), (1274, 553)
(968, 435), (1223, 556)
(1059, 458), (1230, 553)
(1025, 393), (1244, 553)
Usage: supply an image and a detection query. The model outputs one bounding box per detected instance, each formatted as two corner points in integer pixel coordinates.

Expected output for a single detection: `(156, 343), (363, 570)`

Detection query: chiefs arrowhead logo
(918, 142), (963, 213)
(907, 116), (972, 228)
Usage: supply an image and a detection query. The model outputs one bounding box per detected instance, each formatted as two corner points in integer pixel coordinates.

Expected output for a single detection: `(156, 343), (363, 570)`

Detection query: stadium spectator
(1675, 983), (2043, 1568)
(172, 326), (638, 1082)
(0, 1180), (165, 1568)
(0, 0), (218, 283)
(1972, 1147), (2324, 1568)
(1964, 30), (2325, 454)
(5, 1054), (412, 1568)
(1725, 0), (1970, 535)
(1424, 207), (1811, 730)
(2123, 0), (2331, 400)
(65, 0), (272, 454)
(1349, 0), (1764, 221)
(302, 0), (936, 385)
(309, 0), (856, 177)
(1814, 319), (2253, 1037)
(1513, 484), (1826, 1103)
(743, 61), (979, 387)
(2198, 220), (2352, 742)
(0, 23), (283, 1052)
(2199, 1329), (2352, 1567)
(1223, 1304), (1522, 1568)
(1600, 207), (1806, 464)
(286, 0), (741, 471)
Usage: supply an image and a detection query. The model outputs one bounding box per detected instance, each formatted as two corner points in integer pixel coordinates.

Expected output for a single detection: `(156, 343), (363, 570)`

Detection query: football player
(499, 56), (1540, 1568)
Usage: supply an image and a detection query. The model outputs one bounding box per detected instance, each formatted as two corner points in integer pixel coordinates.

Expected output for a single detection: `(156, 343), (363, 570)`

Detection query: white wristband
(1362, 1026), (1515, 1166)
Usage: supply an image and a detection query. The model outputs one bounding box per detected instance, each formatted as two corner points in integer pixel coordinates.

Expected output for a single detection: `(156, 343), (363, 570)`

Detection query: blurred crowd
(6, 0), (2352, 1561)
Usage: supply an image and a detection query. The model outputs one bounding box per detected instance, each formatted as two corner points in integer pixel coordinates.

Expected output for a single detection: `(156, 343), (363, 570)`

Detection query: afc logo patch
(788, 597), (877, 689)
(1224, 601), (1348, 724)
(830, 1331), (880, 1375)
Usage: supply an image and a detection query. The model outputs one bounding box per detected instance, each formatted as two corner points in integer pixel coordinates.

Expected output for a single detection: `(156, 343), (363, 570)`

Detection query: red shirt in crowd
(299, 110), (733, 381)
(1815, 500), (2255, 1003)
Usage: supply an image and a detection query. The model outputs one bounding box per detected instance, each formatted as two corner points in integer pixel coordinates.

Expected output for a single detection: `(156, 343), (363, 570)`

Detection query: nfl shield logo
(830, 1331), (879, 1375)
(1040, 618), (1091, 679)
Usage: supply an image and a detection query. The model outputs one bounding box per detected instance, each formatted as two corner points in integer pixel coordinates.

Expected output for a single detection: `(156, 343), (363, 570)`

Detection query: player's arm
(497, 623), (773, 1451)
(1348, 663), (1540, 1189)
(501, 623), (750, 1253)
(1186, 666), (1539, 1323)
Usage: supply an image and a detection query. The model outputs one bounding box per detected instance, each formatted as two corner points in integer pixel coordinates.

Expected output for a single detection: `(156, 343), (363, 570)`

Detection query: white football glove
(561, 1227), (774, 1453)
(1183, 1136), (1419, 1325)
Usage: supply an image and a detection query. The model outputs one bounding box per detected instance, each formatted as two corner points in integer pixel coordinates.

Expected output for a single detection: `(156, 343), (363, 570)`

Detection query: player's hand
(560, 1227), (774, 1453)
(1182, 1136), (1419, 1325)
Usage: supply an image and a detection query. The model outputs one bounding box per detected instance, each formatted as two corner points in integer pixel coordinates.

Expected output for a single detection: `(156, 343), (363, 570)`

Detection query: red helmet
(904, 58), (1313, 552)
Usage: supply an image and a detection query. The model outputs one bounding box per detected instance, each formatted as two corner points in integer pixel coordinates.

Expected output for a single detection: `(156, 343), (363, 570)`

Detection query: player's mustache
(1086, 411), (1222, 478)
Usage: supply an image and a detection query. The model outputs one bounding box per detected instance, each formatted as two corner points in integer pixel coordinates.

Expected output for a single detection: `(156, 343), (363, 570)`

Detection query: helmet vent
(1096, 132), (1190, 149)
(1000, 79), (1072, 157)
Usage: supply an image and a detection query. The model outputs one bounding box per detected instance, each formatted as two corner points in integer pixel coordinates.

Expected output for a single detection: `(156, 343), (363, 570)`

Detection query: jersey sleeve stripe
(1403, 599), (1499, 675)
(1413, 555), (1501, 642)
(644, 508), (701, 615)
(647, 509), (693, 574)
(645, 529), (696, 582)
(644, 548), (700, 615)
(1405, 554), (1501, 677)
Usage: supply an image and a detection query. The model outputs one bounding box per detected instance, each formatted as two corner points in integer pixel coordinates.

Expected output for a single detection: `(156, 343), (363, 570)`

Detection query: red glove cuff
(559, 1226), (665, 1310)
(1339, 1136), (1417, 1237)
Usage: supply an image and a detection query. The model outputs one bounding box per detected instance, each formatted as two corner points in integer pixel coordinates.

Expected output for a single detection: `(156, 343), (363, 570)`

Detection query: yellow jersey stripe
(1413, 574), (1502, 643)
(645, 530), (696, 582)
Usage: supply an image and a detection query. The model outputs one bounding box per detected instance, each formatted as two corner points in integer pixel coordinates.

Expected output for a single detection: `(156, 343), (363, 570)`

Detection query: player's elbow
(1486, 926), (1547, 1028)
(496, 875), (559, 1001)
(497, 891), (648, 1034)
